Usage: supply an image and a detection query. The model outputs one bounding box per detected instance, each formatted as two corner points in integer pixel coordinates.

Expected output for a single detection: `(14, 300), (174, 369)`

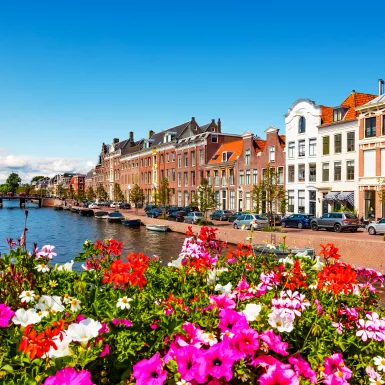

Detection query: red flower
(320, 243), (340, 262)
(317, 262), (357, 295)
(284, 260), (308, 291)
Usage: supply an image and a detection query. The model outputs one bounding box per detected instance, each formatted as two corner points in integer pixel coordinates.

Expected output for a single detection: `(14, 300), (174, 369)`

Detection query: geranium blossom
(323, 353), (352, 384)
(133, 352), (167, 385)
(43, 367), (94, 385)
(19, 290), (36, 303)
(0, 303), (15, 327)
(268, 309), (294, 333)
(37, 245), (57, 260)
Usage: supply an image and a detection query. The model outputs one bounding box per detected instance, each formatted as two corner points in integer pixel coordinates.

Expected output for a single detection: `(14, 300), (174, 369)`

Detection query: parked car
(310, 212), (359, 232)
(233, 214), (269, 230)
(210, 210), (233, 221)
(265, 213), (283, 226)
(119, 203), (131, 209)
(88, 203), (100, 209)
(146, 208), (162, 218)
(367, 218), (385, 235)
(228, 212), (243, 223)
(184, 206), (199, 213)
(144, 204), (159, 212)
(184, 212), (204, 224)
(281, 214), (313, 229)
(167, 210), (188, 222)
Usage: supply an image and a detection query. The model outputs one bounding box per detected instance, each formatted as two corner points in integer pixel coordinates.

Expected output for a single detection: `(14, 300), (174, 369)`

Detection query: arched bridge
(0, 195), (43, 208)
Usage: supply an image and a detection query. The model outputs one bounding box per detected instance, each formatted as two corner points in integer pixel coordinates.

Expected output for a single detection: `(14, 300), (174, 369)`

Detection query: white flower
(278, 256), (294, 264)
(374, 356), (385, 372)
(369, 378), (384, 385)
(12, 308), (41, 327)
(35, 263), (50, 273)
(46, 332), (73, 358)
(268, 310), (294, 333)
(201, 332), (218, 346)
(19, 290), (35, 303)
(116, 297), (133, 310)
(35, 295), (64, 312)
(67, 318), (102, 347)
(243, 303), (262, 322)
(37, 245), (57, 259)
(214, 282), (232, 295)
(176, 380), (192, 385)
(312, 256), (324, 271)
(206, 267), (228, 286)
(168, 255), (184, 269)
(266, 243), (275, 250)
(58, 260), (74, 272)
(70, 298), (81, 312)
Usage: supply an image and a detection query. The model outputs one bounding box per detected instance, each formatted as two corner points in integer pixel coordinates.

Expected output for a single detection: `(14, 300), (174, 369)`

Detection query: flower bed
(1, 227), (385, 385)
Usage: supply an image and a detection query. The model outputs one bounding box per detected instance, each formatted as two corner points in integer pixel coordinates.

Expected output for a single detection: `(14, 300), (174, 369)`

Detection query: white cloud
(0, 154), (95, 184)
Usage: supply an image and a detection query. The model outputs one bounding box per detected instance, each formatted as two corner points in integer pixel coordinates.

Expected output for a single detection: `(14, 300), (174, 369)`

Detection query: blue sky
(1, 0), (385, 182)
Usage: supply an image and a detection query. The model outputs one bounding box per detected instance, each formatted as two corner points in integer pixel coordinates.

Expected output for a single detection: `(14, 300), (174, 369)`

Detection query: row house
(69, 174), (86, 196)
(207, 126), (285, 212)
(357, 80), (385, 220)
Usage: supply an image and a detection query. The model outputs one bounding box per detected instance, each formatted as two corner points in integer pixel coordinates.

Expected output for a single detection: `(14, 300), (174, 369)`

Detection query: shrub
(195, 218), (214, 226)
(261, 226), (281, 232)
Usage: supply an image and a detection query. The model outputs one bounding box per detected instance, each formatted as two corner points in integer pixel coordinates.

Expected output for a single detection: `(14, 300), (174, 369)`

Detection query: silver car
(233, 214), (269, 230)
(367, 219), (385, 235)
(184, 212), (204, 224)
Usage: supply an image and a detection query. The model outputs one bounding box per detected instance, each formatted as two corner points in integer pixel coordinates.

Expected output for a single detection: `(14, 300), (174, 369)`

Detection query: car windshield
(224, 211), (232, 214)
(195, 212), (203, 216)
(256, 215), (268, 220)
(344, 213), (357, 219)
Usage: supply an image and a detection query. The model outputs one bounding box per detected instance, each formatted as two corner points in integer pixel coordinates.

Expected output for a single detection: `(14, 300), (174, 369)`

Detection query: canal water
(0, 201), (186, 264)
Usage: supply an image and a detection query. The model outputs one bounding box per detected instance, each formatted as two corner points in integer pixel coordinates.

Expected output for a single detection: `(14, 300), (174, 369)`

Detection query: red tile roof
(254, 139), (266, 153)
(209, 139), (243, 165)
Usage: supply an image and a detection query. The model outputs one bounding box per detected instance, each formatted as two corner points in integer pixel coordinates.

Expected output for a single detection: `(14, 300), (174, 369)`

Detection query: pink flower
(253, 355), (291, 369)
(133, 352), (167, 385)
(314, 300), (323, 314)
(234, 275), (255, 301)
(232, 328), (259, 356)
(0, 304), (14, 328)
(218, 309), (249, 333)
(289, 354), (317, 384)
(258, 363), (299, 385)
(176, 322), (203, 348)
(259, 329), (289, 356)
(112, 318), (132, 328)
(100, 344), (110, 358)
(76, 314), (86, 323)
(43, 367), (94, 385)
(323, 353), (352, 384)
(209, 294), (236, 310)
(99, 323), (109, 334)
(175, 345), (204, 382)
(150, 321), (159, 330)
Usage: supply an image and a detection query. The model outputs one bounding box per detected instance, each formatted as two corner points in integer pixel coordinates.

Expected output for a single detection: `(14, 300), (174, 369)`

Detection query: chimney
(211, 119), (215, 123)
(379, 79), (385, 96)
(148, 130), (154, 138)
(113, 138), (119, 144)
(217, 118), (221, 133)
(191, 117), (196, 122)
(129, 131), (134, 142)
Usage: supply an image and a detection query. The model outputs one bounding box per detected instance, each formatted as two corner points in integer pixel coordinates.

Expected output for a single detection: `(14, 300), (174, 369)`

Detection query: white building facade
(285, 99), (321, 216)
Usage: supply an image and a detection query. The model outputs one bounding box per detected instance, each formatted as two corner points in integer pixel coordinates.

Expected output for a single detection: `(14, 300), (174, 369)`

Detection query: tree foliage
(86, 186), (96, 201)
(96, 184), (108, 201)
(157, 178), (171, 209)
(197, 178), (216, 218)
(31, 175), (45, 184)
(113, 183), (125, 202)
(130, 184), (145, 213)
(6, 173), (21, 193)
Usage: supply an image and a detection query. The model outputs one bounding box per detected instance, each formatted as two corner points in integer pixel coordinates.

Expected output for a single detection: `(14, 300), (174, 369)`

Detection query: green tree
(57, 185), (65, 198)
(197, 178), (216, 218)
(158, 178), (171, 213)
(78, 190), (86, 202)
(31, 176), (44, 184)
(6, 173), (21, 193)
(113, 183), (125, 202)
(96, 184), (108, 201)
(0, 184), (9, 194)
(86, 186), (96, 201)
(69, 185), (76, 199)
(252, 184), (263, 213)
(190, 192), (199, 208)
(130, 184), (145, 213)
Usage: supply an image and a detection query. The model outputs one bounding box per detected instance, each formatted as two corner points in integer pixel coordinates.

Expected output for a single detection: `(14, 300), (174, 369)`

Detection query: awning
(337, 191), (354, 206)
(324, 192), (339, 200)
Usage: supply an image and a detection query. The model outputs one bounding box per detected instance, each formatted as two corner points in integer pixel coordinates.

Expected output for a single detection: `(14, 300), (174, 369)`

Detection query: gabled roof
(199, 123), (211, 132)
(121, 140), (144, 156)
(85, 169), (95, 179)
(321, 92), (377, 125)
(357, 94), (385, 110)
(149, 121), (192, 145)
(208, 139), (243, 165)
(254, 139), (266, 153)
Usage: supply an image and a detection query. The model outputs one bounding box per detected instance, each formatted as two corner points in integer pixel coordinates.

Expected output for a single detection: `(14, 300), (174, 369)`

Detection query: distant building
(69, 174), (86, 196)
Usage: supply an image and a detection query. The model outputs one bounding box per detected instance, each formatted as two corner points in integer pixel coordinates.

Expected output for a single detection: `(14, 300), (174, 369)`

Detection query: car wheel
(368, 227), (376, 235)
(281, 222), (286, 228)
(311, 223), (318, 231)
(297, 222), (303, 229)
(233, 223), (238, 229)
(353, 228), (358, 232)
(334, 223), (342, 233)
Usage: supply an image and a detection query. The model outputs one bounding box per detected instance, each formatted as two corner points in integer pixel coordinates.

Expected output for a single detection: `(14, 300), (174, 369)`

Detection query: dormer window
(212, 135), (218, 143)
(333, 108), (344, 122)
(222, 152), (228, 162)
(299, 117), (306, 133)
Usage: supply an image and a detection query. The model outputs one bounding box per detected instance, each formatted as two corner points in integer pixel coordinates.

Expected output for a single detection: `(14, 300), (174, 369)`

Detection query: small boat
(107, 212), (124, 222)
(146, 224), (169, 232)
(79, 209), (94, 217)
(71, 207), (80, 213)
(122, 219), (141, 227)
(94, 211), (109, 219)
(253, 244), (315, 260)
(54, 205), (63, 211)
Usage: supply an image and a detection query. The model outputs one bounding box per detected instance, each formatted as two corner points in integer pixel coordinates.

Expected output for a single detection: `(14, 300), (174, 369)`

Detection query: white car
(110, 202), (119, 208)
(88, 203), (99, 209)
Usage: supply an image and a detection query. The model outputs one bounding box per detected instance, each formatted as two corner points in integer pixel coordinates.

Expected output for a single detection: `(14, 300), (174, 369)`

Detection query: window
(269, 146), (275, 162)
(278, 167), (284, 184)
(230, 190), (235, 210)
(199, 150), (204, 165)
(178, 191), (182, 206)
(172, 168), (175, 182)
(334, 162), (341, 181)
(245, 149), (250, 165)
(245, 192), (251, 211)
(298, 164), (305, 182)
(222, 152), (228, 162)
(288, 190), (294, 212)
(288, 165), (295, 183)
(229, 169), (235, 185)
(322, 163), (329, 182)
(172, 152), (175, 162)
(178, 172), (182, 187)
(214, 170), (219, 186)
(184, 153), (188, 167)
(333, 108), (344, 122)
(347, 132), (355, 152)
(323, 136), (330, 155)
(191, 151), (195, 166)
(365, 117), (377, 138)
(191, 171), (196, 186)
(166, 153), (169, 163)
(239, 170), (244, 185)
(309, 191), (316, 215)
(178, 154), (182, 168)
(334, 134), (341, 154)
(364, 150), (376, 177)
(166, 169), (169, 180)
(299, 116), (306, 133)
(211, 135), (218, 143)
(346, 160), (355, 180)
(246, 170), (251, 185)
(252, 169), (258, 185)
(288, 142), (295, 158)
(309, 139), (317, 156)
(184, 172), (188, 186)
(383, 115), (385, 136)
(298, 190), (305, 213)
(298, 140), (305, 157)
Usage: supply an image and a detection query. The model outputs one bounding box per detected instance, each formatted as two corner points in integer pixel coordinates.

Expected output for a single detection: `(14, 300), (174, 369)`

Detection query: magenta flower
(259, 329), (289, 356)
(209, 294), (236, 310)
(314, 299), (323, 314)
(175, 345), (204, 382)
(176, 322), (203, 348)
(99, 323), (109, 334)
(258, 363), (299, 385)
(323, 353), (352, 384)
(232, 328), (260, 357)
(100, 344), (110, 358)
(234, 275), (255, 301)
(133, 352), (167, 385)
(0, 304), (14, 328)
(253, 355), (290, 369)
(218, 309), (248, 333)
(43, 367), (94, 385)
(197, 340), (238, 382)
(112, 318), (132, 328)
(289, 354), (317, 384)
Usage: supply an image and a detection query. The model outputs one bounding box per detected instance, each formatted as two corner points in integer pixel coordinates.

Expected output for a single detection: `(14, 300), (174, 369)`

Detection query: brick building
(357, 80), (385, 220)
(69, 174), (86, 196)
